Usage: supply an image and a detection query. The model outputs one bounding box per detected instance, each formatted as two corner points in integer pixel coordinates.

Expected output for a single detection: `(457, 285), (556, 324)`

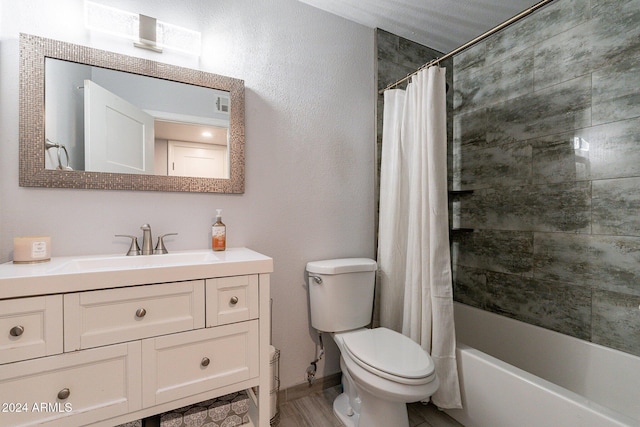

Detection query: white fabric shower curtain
(378, 66), (462, 409)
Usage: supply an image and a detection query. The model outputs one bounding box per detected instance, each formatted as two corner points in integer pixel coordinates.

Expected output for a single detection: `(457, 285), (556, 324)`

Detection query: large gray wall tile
(486, 0), (591, 65)
(533, 233), (591, 285)
(454, 49), (533, 113)
(531, 129), (592, 184)
(453, 108), (487, 151)
(452, 230), (534, 275)
(534, 233), (640, 296)
(455, 186), (532, 231)
(593, 66), (640, 125)
(377, 60), (413, 90)
(592, 289), (640, 355)
(593, 177), (640, 236)
(534, 21), (593, 91)
(377, 29), (399, 65)
(454, 40), (485, 73)
(398, 37), (444, 70)
(588, 118), (640, 180)
(528, 181), (591, 232)
(487, 75), (592, 144)
(484, 272), (592, 339)
(591, 0), (640, 72)
(458, 141), (532, 189)
(457, 182), (590, 232)
(453, 265), (488, 309)
(586, 236), (640, 296)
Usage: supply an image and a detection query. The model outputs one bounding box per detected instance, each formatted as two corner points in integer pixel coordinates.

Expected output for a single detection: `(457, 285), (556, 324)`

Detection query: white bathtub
(445, 303), (640, 427)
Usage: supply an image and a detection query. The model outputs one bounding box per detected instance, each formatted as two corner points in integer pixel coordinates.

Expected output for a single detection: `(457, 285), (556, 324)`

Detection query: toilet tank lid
(306, 258), (377, 275)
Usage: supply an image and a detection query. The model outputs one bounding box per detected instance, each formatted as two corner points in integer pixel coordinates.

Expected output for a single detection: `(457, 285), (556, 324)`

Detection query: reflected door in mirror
(85, 80), (155, 174)
(168, 141), (228, 179)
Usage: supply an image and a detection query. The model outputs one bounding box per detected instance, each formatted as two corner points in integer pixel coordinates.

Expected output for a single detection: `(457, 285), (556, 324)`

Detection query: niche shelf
(450, 227), (474, 232)
(449, 190), (474, 233)
(448, 189), (474, 196)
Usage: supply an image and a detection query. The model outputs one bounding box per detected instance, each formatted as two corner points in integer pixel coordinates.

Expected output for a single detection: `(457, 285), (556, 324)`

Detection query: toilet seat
(340, 328), (436, 386)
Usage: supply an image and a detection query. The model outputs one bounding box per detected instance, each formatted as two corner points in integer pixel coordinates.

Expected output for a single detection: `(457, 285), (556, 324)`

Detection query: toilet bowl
(306, 258), (440, 427)
(332, 328), (439, 427)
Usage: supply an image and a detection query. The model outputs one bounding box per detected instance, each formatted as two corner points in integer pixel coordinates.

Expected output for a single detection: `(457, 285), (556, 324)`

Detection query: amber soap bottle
(212, 209), (226, 251)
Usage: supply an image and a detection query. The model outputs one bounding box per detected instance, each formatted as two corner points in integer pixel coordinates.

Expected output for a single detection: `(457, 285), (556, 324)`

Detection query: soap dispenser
(212, 209), (226, 251)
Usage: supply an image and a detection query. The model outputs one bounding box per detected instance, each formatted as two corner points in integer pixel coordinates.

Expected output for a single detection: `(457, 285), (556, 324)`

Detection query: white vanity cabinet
(64, 280), (206, 351)
(206, 275), (259, 326)
(0, 248), (273, 427)
(142, 320), (259, 407)
(0, 341), (142, 427)
(0, 295), (63, 364)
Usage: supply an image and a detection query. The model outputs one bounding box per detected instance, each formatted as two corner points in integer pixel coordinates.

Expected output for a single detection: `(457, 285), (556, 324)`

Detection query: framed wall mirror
(19, 33), (245, 193)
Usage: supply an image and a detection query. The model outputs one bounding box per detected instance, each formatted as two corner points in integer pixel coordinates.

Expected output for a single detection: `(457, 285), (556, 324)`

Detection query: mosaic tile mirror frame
(19, 33), (245, 193)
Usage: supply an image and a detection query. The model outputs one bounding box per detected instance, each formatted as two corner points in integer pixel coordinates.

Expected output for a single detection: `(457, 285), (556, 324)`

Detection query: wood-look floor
(278, 386), (464, 427)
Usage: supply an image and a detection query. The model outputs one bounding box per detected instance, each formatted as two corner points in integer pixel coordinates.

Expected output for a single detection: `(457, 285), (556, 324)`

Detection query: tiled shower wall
(451, 0), (640, 357)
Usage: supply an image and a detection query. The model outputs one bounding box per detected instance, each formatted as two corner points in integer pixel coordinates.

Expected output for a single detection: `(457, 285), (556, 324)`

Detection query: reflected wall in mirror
(20, 33), (245, 192)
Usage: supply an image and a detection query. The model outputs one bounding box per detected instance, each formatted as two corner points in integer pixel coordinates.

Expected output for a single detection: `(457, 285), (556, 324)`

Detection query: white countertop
(0, 248), (273, 299)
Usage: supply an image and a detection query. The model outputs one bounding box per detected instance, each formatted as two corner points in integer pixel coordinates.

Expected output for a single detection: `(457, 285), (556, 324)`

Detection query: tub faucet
(140, 224), (153, 255)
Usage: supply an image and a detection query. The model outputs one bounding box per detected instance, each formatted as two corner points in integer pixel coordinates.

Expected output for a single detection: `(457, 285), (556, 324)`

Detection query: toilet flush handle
(309, 275), (323, 285)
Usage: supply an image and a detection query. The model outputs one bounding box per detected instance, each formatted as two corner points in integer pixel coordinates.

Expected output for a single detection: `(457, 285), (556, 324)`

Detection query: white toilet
(307, 258), (439, 427)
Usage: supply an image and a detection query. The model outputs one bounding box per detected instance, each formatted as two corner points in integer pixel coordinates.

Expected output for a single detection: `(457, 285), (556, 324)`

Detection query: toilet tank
(306, 258), (377, 333)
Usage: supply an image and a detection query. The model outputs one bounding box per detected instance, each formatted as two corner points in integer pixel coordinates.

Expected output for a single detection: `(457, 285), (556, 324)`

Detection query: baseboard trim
(278, 372), (342, 404)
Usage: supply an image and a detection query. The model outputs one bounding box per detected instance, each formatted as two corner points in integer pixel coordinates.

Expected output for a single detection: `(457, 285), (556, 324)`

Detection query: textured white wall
(0, 0), (376, 389)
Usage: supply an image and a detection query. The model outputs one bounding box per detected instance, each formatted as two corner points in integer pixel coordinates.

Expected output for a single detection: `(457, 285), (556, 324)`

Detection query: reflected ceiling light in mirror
(84, 1), (201, 56)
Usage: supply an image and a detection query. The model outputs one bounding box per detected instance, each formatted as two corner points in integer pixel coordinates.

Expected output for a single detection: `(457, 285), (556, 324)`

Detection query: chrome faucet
(140, 224), (153, 255)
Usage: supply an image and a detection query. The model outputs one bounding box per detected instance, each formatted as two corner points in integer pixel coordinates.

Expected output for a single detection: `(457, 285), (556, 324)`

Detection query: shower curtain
(378, 66), (461, 409)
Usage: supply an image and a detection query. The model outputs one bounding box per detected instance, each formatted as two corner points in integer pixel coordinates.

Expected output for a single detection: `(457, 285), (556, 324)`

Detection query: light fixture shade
(157, 21), (202, 55)
(85, 1), (138, 41)
(85, 1), (201, 56)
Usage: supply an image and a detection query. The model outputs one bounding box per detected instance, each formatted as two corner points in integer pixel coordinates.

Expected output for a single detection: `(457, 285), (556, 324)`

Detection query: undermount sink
(53, 251), (219, 274)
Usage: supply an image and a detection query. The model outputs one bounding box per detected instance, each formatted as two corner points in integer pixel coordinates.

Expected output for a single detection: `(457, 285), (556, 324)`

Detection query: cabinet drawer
(206, 275), (258, 326)
(64, 280), (205, 351)
(0, 295), (63, 364)
(0, 341), (141, 426)
(142, 320), (259, 407)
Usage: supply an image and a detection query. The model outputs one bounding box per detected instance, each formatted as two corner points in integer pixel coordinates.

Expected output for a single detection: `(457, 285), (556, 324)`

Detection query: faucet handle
(154, 233), (178, 254)
(115, 235), (141, 256)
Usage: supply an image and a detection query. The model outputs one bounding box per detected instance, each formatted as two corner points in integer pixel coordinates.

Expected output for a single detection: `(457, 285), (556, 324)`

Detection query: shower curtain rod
(379, 0), (556, 94)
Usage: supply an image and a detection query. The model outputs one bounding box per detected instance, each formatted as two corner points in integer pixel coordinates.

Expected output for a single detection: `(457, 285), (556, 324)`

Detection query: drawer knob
(201, 357), (210, 367)
(57, 388), (70, 400)
(135, 308), (147, 318)
(9, 325), (24, 337)
(229, 296), (239, 305)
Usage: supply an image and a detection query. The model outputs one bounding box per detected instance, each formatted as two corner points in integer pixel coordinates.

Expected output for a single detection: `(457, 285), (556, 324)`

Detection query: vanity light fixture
(84, 1), (201, 55)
